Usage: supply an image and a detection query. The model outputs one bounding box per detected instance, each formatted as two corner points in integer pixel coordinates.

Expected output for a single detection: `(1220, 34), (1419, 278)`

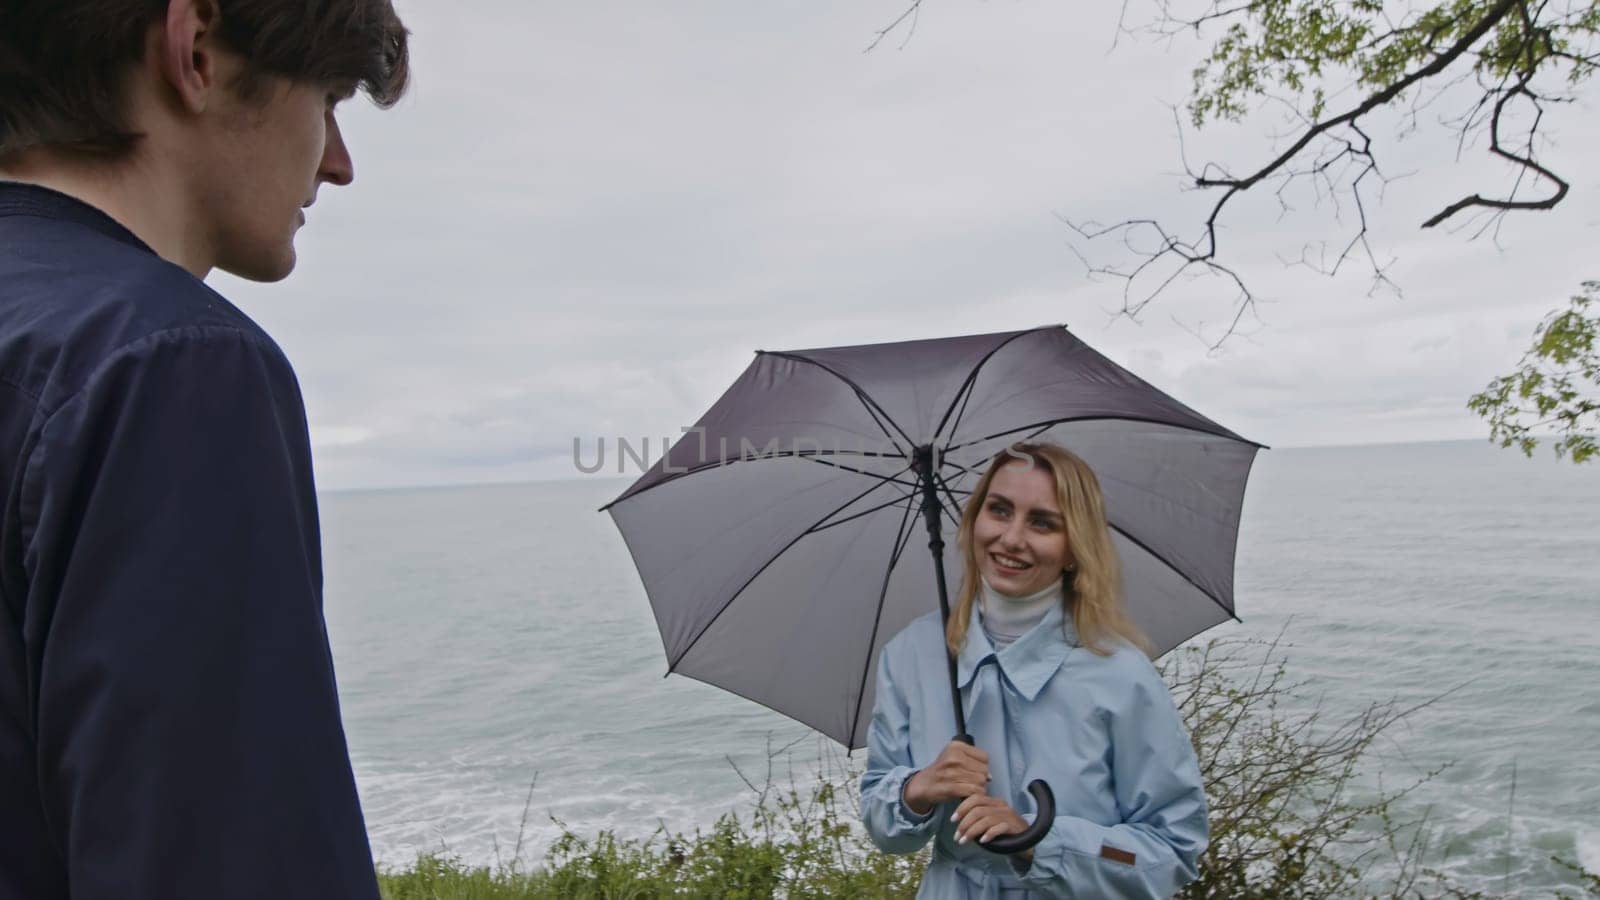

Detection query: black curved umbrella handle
(982, 779), (1055, 855)
(951, 733), (1056, 855)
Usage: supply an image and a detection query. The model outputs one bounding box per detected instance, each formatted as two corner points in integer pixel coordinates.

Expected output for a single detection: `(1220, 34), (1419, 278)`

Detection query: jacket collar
(955, 600), (1077, 701)
(0, 180), (154, 254)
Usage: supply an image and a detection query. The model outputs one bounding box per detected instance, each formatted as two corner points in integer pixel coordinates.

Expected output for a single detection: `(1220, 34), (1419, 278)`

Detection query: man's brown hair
(0, 0), (410, 158)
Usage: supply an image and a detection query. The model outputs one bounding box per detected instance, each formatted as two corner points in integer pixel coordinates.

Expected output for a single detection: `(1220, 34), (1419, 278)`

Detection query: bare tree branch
(1063, 0), (1597, 352)
(1422, 4), (1572, 226)
(1192, 0), (1519, 195)
(866, 0), (923, 53)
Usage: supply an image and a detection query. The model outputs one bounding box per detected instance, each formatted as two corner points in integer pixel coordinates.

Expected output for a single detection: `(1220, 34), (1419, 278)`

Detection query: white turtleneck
(979, 576), (1065, 651)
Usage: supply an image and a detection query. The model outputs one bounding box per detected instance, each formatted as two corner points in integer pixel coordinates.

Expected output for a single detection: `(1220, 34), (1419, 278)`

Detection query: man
(0, 1), (409, 896)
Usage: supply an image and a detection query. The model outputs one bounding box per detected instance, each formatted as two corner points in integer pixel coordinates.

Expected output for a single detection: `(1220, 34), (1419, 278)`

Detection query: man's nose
(320, 112), (355, 187)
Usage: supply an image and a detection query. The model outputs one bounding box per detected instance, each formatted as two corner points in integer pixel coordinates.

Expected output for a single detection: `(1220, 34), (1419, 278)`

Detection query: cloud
(210, 1), (1600, 489)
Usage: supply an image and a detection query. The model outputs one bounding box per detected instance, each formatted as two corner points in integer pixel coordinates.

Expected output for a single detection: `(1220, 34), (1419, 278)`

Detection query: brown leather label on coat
(1100, 844), (1137, 865)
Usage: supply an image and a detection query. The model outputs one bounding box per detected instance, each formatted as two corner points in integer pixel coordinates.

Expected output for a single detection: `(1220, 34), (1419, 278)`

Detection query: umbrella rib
(1019, 422), (1055, 443)
(667, 671), (849, 746)
(935, 460), (1240, 623)
(846, 490), (921, 749)
(886, 501), (921, 572)
(930, 458), (978, 511)
(932, 326), (1056, 445)
(762, 350), (916, 451)
(933, 470), (967, 529)
(929, 424), (1051, 490)
(599, 448), (909, 511)
(666, 466), (915, 672)
(797, 455), (921, 492)
(943, 378), (979, 448)
(807, 487), (918, 535)
(1107, 521), (1241, 623)
(942, 415), (1270, 456)
(857, 396), (910, 456)
(936, 454), (983, 482)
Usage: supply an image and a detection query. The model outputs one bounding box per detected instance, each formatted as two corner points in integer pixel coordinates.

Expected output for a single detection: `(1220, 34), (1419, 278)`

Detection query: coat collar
(955, 600), (1078, 701)
(0, 180), (154, 255)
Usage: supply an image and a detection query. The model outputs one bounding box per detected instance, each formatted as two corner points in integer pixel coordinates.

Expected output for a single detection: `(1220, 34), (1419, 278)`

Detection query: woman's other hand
(903, 741), (990, 815)
(950, 794), (1031, 858)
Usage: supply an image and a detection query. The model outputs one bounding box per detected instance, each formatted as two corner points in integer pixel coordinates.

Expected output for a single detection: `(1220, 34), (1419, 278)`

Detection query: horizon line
(318, 434), (1525, 496)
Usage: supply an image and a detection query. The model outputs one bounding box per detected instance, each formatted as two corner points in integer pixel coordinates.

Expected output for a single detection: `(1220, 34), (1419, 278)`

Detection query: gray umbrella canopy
(604, 325), (1263, 749)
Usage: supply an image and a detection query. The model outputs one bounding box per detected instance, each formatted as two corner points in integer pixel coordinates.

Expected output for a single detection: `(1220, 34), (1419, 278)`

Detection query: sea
(320, 439), (1599, 897)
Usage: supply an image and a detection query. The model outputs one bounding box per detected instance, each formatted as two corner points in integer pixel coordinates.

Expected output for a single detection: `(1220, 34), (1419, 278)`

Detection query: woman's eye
(988, 503), (1009, 517)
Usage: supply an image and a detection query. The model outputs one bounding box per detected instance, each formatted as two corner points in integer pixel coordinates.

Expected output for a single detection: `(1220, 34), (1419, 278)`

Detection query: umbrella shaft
(927, 530), (968, 738)
(916, 446), (970, 739)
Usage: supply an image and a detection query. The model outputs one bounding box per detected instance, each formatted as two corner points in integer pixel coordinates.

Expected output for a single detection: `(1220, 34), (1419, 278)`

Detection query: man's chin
(218, 245), (297, 283)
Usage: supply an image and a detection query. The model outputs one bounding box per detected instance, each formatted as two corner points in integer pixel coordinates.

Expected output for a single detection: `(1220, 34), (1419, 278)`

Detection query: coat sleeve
(859, 639), (941, 854)
(1011, 658), (1208, 899)
(20, 327), (380, 900)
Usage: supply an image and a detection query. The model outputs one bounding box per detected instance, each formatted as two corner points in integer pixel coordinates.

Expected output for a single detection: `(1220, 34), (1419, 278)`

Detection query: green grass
(377, 773), (924, 900)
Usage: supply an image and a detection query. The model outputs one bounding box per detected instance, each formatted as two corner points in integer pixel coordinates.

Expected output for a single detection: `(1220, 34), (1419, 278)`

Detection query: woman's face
(973, 459), (1072, 597)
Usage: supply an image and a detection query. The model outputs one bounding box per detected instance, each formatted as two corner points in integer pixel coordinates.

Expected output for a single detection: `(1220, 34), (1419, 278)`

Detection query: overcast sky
(213, 1), (1600, 491)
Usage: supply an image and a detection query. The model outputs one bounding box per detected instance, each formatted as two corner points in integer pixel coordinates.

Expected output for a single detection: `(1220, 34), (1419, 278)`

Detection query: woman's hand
(950, 794), (1031, 859)
(903, 741), (990, 815)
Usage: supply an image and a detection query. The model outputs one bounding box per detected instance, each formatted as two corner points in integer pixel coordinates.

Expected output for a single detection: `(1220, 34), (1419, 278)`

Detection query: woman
(860, 442), (1208, 899)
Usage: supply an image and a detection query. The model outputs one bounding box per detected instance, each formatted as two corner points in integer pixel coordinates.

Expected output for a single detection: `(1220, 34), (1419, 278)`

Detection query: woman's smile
(974, 460), (1070, 596)
(989, 552), (1032, 573)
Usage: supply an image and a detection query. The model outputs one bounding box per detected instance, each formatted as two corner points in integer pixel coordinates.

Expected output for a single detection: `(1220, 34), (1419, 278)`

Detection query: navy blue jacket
(0, 182), (380, 899)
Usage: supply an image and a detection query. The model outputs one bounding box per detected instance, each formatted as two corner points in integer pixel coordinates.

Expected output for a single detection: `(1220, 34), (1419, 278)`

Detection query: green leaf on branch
(1469, 281), (1600, 464)
(1187, 0), (1599, 130)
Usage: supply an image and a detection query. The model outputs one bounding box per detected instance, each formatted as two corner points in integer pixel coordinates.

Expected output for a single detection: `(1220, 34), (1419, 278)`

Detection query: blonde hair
(945, 441), (1151, 658)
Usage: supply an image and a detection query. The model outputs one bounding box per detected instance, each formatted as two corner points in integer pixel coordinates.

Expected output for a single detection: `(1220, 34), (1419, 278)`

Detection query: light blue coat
(860, 604), (1208, 899)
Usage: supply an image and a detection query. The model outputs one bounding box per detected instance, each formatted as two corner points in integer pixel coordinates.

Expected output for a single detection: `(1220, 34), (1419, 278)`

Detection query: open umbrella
(602, 325), (1262, 853)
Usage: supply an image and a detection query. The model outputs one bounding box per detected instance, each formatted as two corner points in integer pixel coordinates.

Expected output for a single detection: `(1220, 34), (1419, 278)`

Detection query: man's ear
(156, 0), (223, 115)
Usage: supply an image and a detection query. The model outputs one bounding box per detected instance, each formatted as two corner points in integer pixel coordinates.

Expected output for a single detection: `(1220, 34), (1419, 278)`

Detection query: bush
(378, 744), (924, 899)
(1168, 632), (1598, 898)
(379, 637), (1599, 899)
(1167, 632), (1445, 898)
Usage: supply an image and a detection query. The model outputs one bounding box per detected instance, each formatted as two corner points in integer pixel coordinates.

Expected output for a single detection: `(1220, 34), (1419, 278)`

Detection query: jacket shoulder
(884, 611), (944, 653)
(1070, 636), (1169, 697)
(0, 224), (281, 414)
(879, 611), (948, 679)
